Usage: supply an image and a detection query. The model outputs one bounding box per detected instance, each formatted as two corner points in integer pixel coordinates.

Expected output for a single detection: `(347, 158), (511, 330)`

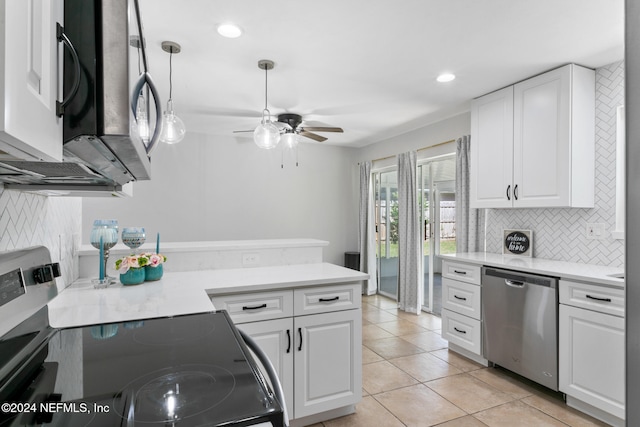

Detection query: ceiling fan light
(217, 23), (243, 38)
(282, 132), (298, 149)
(253, 122), (281, 149)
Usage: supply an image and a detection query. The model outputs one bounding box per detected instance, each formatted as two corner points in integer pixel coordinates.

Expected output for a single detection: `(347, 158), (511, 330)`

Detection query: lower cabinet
(235, 318), (295, 418)
(293, 310), (361, 418)
(211, 283), (362, 425)
(559, 280), (625, 425)
(440, 260), (485, 364)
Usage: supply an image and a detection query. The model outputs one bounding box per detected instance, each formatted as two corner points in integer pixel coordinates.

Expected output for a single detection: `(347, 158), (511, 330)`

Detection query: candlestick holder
(90, 219), (119, 284)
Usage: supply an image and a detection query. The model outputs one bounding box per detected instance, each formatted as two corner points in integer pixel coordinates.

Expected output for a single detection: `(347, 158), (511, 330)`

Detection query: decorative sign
(503, 229), (533, 257)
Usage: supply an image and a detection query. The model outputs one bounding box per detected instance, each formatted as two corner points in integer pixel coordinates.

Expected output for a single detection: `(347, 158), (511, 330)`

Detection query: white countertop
(48, 263), (368, 328)
(440, 252), (625, 288)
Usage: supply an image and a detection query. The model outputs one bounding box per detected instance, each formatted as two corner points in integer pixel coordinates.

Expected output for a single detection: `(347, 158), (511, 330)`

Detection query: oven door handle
(239, 330), (289, 426)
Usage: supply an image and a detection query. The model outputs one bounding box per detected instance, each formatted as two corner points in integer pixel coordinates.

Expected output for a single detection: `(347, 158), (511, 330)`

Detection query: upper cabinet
(0, 0), (63, 161)
(471, 64), (595, 208)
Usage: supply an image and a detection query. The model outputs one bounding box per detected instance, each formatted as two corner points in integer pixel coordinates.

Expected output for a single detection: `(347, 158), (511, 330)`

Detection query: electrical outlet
(242, 253), (260, 267)
(586, 223), (606, 240)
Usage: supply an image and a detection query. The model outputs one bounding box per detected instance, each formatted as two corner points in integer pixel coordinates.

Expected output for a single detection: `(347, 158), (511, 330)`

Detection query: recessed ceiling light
(217, 23), (242, 38)
(437, 73), (456, 83)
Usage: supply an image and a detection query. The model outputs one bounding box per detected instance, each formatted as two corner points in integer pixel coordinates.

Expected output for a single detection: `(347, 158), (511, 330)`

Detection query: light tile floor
(308, 294), (609, 427)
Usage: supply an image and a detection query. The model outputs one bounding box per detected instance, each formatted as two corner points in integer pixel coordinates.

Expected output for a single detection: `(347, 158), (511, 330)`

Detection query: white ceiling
(138, 0), (624, 148)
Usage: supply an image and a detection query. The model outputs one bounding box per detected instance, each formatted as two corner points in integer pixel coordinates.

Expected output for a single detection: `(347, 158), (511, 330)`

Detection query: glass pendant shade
(253, 121), (281, 149)
(160, 99), (186, 144)
(281, 132), (298, 149)
(136, 93), (150, 143)
(253, 108), (280, 149)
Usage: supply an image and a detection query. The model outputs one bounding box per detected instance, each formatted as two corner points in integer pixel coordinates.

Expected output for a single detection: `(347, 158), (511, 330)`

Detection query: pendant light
(160, 41), (186, 144)
(253, 60), (280, 150)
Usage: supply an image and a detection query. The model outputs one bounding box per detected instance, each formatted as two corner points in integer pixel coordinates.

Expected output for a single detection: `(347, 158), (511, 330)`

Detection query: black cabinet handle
(514, 184), (519, 200)
(454, 327), (467, 334)
(286, 329), (291, 353)
(506, 184), (511, 201)
(319, 296), (339, 302)
(586, 294), (612, 302)
(453, 295), (467, 301)
(453, 270), (467, 275)
(298, 328), (303, 351)
(242, 303), (267, 311)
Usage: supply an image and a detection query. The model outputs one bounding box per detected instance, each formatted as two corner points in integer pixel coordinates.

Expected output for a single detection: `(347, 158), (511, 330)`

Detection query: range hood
(0, 0), (162, 197)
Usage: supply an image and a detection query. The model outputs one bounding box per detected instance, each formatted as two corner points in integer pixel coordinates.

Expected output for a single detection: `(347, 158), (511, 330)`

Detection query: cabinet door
(470, 85), (514, 208)
(559, 304), (625, 419)
(237, 318), (294, 420)
(294, 310), (362, 418)
(0, 0), (63, 161)
(513, 66), (571, 207)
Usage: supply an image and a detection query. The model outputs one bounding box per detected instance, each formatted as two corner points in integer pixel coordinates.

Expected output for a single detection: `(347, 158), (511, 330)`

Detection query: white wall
(82, 133), (356, 265)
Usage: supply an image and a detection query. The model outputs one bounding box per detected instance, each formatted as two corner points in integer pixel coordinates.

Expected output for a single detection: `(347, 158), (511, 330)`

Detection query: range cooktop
(0, 309), (283, 426)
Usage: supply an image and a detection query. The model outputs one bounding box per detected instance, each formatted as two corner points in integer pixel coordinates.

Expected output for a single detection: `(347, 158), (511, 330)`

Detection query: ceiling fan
(234, 113), (343, 143)
(232, 60), (344, 145)
(274, 113), (343, 143)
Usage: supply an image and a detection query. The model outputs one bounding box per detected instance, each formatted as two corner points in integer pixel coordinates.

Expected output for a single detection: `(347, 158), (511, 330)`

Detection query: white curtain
(358, 161), (377, 295)
(455, 135), (485, 253)
(397, 151), (423, 314)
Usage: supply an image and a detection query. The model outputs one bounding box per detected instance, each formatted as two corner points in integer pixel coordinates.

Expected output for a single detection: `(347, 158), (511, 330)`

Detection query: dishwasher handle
(505, 279), (525, 288)
(483, 267), (557, 289)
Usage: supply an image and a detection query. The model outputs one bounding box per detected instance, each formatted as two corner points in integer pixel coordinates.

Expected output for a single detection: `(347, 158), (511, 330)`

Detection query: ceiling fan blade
(299, 131), (327, 142)
(233, 130), (254, 133)
(301, 126), (343, 133)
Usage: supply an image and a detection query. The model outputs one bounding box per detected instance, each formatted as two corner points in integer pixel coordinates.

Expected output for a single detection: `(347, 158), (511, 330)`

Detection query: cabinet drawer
(294, 283), (361, 316)
(442, 260), (481, 285)
(560, 280), (624, 317)
(441, 309), (482, 355)
(210, 290), (293, 324)
(442, 278), (481, 320)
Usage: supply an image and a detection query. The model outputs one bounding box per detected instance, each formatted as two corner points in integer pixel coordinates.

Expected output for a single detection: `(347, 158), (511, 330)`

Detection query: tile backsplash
(0, 188), (81, 289)
(485, 60), (625, 267)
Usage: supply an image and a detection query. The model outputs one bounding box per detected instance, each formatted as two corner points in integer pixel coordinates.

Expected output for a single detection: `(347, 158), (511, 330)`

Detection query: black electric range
(0, 247), (284, 427)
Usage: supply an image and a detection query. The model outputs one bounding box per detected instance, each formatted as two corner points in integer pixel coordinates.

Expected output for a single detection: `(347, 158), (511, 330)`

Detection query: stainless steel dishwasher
(482, 267), (559, 391)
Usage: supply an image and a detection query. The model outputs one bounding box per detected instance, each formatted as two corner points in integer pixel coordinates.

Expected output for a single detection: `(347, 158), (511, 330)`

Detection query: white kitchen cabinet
(294, 309), (361, 418)
(237, 318), (295, 419)
(440, 260), (486, 365)
(559, 280), (625, 426)
(0, 0), (63, 161)
(212, 282), (362, 426)
(470, 64), (594, 208)
(470, 86), (514, 208)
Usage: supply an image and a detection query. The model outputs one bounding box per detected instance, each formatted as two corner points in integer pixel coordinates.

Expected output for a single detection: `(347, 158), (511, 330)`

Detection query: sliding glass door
(419, 155), (456, 314)
(374, 169), (398, 299)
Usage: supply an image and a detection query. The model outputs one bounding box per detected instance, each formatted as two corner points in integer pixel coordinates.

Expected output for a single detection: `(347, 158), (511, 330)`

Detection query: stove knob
(49, 263), (61, 278)
(33, 264), (61, 284)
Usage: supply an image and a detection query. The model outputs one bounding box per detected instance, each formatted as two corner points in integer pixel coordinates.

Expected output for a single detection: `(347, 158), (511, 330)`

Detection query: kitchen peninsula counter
(48, 262), (368, 328)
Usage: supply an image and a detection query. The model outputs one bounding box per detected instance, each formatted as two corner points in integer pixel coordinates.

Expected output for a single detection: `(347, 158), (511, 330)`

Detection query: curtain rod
(366, 138), (456, 164)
